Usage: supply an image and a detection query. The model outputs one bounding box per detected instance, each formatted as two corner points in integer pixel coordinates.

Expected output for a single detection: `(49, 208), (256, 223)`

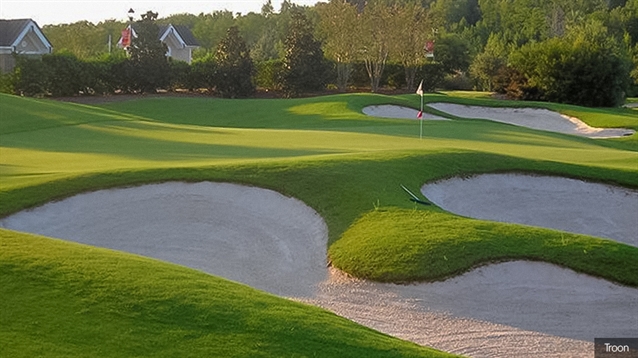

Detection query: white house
(120, 24), (199, 64)
(0, 19), (52, 73)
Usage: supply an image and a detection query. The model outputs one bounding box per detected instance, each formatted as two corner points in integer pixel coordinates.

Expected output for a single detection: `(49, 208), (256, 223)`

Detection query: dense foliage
(281, 9), (329, 96)
(128, 11), (170, 93)
(214, 26), (255, 98)
(3, 0), (637, 105)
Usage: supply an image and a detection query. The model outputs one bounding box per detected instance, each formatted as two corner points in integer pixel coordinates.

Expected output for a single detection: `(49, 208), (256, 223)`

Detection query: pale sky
(0, 0), (321, 26)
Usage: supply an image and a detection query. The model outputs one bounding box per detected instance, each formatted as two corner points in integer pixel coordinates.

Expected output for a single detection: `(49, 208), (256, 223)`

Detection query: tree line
(2, 0), (637, 106)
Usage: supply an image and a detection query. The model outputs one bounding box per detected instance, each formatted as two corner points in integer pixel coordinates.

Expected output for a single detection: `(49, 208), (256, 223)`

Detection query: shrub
(42, 52), (86, 96)
(254, 59), (283, 91)
(509, 21), (631, 107)
(190, 55), (217, 92)
(13, 55), (50, 97)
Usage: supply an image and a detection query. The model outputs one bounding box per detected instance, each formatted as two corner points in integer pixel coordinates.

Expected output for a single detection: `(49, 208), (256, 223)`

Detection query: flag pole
(416, 79), (424, 140)
(420, 94), (423, 140)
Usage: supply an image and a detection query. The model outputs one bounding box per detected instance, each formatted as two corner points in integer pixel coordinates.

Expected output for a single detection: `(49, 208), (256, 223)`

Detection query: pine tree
(128, 11), (169, 93)
(214, 26), (255, 98)
(281, 9), (329, 97)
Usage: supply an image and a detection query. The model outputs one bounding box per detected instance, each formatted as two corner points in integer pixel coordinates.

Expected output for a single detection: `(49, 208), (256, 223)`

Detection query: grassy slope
(1, 93), (637, 286)
(0, 230), (454, 358)
(2, 92), (638, 354)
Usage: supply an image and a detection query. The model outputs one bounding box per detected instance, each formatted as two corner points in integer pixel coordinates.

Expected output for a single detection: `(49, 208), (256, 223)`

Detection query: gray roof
(159, 24), (199, 47)
(171, 25), (199, 47)
(0, 19), (33, 46)
(132, 23), (199, 47)
(0, 19), (51, 49)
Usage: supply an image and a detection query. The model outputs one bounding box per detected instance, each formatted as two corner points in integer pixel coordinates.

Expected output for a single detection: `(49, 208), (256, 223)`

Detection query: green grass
(0, 230), (455, 358)
(1, 91), (638, 355)
(329, 209), (638, 286)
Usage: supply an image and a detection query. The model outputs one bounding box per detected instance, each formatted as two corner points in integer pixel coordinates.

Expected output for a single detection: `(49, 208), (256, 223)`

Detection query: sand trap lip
(2, 181), (636, 357)
(362, 105), (449, 120)
(421, 173), (638, 247)
(428, 102), (635, 138)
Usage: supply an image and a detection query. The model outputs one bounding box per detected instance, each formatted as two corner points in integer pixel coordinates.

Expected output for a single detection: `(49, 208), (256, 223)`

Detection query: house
(0, 19), (53, 73)
(159, 25), (199, 64)
(120, 24), (199, 64)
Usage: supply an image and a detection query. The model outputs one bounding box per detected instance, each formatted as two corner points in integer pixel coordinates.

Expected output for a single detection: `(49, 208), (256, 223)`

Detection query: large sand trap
(428, 102), (635, 138)
(0, 183), (328, 297)
(2, 181), (637, 357)
(421, 174), (638, 246)
(362, 105), (449, 120)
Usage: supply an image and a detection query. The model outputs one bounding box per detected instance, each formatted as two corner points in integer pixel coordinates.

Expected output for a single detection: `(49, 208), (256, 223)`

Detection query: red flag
(417, 111), (423, 119)
(425, 41), (435, 53)
(121, 28), (131, 48)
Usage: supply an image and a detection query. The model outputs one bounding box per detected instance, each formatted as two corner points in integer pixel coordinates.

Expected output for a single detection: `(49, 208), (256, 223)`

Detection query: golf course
(1, 91), (637, 357)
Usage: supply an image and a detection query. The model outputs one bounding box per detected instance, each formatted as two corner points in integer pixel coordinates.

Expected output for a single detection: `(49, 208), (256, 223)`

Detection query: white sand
(421, 174), (638, 246)
(2, 180), (637, 357)
(362, 105), (449, 120)
(428, 102), (635, 138)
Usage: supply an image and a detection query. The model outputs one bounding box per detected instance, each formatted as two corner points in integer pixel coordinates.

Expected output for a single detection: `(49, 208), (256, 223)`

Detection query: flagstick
(416, 79), (424, 140)
(420, 94), (423, 140)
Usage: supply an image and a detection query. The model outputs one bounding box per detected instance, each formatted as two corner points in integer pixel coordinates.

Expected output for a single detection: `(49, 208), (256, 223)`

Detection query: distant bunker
(427, 103), (635, 138)
(421, 173), (638, 246)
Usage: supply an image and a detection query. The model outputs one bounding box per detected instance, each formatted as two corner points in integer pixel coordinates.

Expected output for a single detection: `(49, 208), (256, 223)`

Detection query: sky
(1, 0), (321, 26)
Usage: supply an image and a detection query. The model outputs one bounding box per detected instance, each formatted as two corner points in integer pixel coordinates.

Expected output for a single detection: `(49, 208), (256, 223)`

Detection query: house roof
(158, 24), (199, 47)
(0, 19), (32, 46)
(0, 19), (52, 50)
(168, 25), (199, 47)
(128, 23), (199, 47)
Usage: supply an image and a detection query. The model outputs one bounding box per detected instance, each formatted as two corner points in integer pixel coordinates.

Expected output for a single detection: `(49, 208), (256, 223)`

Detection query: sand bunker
(428, 102), (635, 138)
(0, 183), (328, 297)
(362, 105), (448, 120)
(421, 174), (638, 246)
(2, 181), (637, 357)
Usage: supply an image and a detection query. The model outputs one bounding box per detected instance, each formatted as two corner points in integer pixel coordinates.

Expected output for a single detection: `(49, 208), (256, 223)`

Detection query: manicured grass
(1, 91), (637, 354)
(0, 230), (456, 358)
(329, 209), (638, 286)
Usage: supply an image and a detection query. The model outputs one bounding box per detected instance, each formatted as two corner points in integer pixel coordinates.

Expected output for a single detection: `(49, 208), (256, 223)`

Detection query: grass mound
(329, 209), (638, 286)
(0, 229), (456, 358)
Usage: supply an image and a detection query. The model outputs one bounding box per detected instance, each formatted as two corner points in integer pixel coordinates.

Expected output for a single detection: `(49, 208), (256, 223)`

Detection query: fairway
(1, 92), (637, 357)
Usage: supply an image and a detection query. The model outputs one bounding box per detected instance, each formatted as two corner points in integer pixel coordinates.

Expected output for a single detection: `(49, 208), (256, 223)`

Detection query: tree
(129, 11), (169, 92)
(430, 0), (480, 31)
(509, 20), (630, 106)
(433, 33), (471, 74)
(359, 1), (393, 92)
(214, 26), (255, 98)
(192, 11), (236, 51)
(281, 8), (329, 96)
(261, 0), (275, 17)
(316, 0), (360, 91)
(469, 33), (509, 91)
(389, 1), (432, 91)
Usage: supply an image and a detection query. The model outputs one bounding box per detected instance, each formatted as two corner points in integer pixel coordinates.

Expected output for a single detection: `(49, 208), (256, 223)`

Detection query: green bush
(254, 59), (283, 91)
(509, 22), (631, 107)
(190, 55), (217, 91)
(13, 56), (50, 97)
(42, 52), (87, 97)
(0, 71), (14, 94)
(168, 60), (191, 90)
